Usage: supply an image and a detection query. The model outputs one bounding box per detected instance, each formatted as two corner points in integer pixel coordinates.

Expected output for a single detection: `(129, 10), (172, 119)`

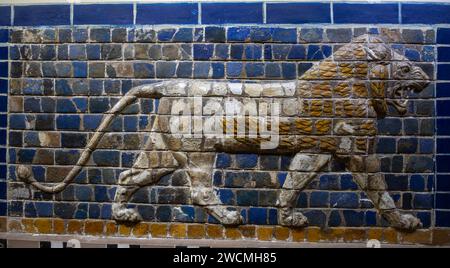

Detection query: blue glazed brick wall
(437, 27), (450, 227)
(0, 6), (9, 217)
(0, 1), (449, 232)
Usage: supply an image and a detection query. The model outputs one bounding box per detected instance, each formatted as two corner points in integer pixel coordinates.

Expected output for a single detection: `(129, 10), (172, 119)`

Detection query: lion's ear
(364, 43), (390, 61)
(371, 99), (387, 118)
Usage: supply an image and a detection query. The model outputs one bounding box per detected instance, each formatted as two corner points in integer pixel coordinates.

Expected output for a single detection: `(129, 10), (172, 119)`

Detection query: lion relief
(17, 34), (430, 232)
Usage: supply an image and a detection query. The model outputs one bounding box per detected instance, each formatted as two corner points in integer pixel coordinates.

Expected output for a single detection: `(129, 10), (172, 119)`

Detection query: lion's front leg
(347, 155), (422, 232)
(277, 154), (331, 227)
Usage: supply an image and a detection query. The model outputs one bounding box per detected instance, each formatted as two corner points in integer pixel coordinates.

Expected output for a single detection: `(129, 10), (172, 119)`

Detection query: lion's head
(357, 34), (430, 117)
(300, 34), (430, 118)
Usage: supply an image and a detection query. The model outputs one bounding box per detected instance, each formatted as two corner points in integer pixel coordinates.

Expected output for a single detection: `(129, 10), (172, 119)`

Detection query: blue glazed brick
(413, 194), (433, 209)
(194, 44), (214, 60)
(303, 210), (326, 227)
(437, 175), (450, 191)
(17, 149), (36, 164)
(0, 201), (6, 216)
(307, 45), (331, 60)
(365, 211), (377, 226)
(402, 4), (450, 24)
(0, 6), (10, 26)
(236, 190), (258, 206)
(377, 118), (402, 135)
(57, 115), (80, 130)
(420, 138), (434, 154)
(14, 5), (69, 26)
(437, 119), (450, 135)
(83, 115), (102, 130)
(417, 212), (431, 228)
(74, 4), (133, 25)
(343, 210), (365, 227)
(437, 28), (450, 44)
(193, 62), (210, 78)
(272, 28), (297, 43)
(248, 207), (267, 225)
(54, 203), (76, 219)
(0, 29), (7, 42)
(156, 62), (177, 78)
(227, 62), (243, 77)
(74, 203), (88, 219)
(205, 27), (226, 42)
(319, 174), (339, 190)
(245, 63), (264, 78)
(265, 63), (281, 78)
(88, 204), (100, 219)
(93, 150), (120, 166)
(227, 27), (251, 42)
(405, 49), (420, 61)
(266, 3), (330, 24)
(385, 175), (408, 191)
(0, 79), (7, 94)
(438, 64), (450, 80)
(0, 181), (5, 199)
(215, 44), (229, 60)
(330, 192), (359, 208)
(157, 29), (176, 42)
(397, 138), (417, 154)
(437, 100), (450, 116)
(156, 205), (172, 222)
(35, 202), (53, 217)
(8, 201), (23, 217)
(438, 47), (450, 62)
(176, 62), (192, 78)
(436, 211), (450, 227)
(202, 3), (263, 24)
(310, 191), (329, 208)
(0, 62), (8, 77)
(0, 47), (7, 60)
(73, 62), (88, 78)
(437, 138), (450, 153)
(235, 154), (258, 169)
(328, 211), (341, 227)
(137, 4), (198, 25)
(410, 175), (425, 192)
(218, 189), (234, 205)
(259, 155), (279, 170)
(282, 63), (296, 79)
(245, 45), (262, 60)
(341, 174), (357, 190)
(173, 28), (194, 42)
(211, 63), (225, 79)
(436, 193), (450, 209)
(89, 98), (110, 113)
(437, 83), (450, 98)
(334, 3), (398, 24)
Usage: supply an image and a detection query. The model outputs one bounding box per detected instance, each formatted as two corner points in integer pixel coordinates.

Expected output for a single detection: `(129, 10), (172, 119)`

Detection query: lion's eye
(401, 65), (411, 73)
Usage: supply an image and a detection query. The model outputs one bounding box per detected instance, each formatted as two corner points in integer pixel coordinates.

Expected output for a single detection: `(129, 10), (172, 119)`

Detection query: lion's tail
(17, 82), (167, 193)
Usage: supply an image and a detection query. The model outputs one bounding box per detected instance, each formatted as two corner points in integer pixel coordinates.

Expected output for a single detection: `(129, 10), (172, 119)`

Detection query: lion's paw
(279, 211), (308, 227)
(397, 214), (422, 232)
(207, 206), (243, 226)
(112, 208), (142, 223)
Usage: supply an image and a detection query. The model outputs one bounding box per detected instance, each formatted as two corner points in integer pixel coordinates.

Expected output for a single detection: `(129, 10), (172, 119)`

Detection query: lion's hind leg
(346, 155), (422, 232)
(112, 151), (180, 224)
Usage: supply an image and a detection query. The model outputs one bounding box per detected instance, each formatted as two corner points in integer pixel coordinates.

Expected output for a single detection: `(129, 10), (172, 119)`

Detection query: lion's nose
(413, 67), (430, 92)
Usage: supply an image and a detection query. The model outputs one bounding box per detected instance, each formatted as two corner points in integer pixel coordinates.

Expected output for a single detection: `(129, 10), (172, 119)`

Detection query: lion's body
(17, 34), (430, 231)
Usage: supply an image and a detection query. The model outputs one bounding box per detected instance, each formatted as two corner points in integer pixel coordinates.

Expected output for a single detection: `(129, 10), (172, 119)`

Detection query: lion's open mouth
(388, 80), (429, 115)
